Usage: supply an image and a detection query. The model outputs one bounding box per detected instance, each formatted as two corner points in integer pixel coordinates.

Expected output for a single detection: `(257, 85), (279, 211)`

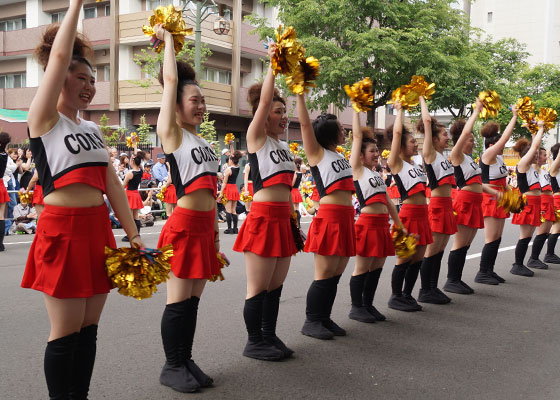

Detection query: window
(147, 0), (171, 11)
(0, 73), (26, 89)
(487, 12), (493, 23)
(105, 4), (110, 16)
(0, 18), (26, 31)
(202, 67), (231, 85)
(51, 11), (66, 23)
(104, 65), (110, 81)
(84, 7), (96, 19)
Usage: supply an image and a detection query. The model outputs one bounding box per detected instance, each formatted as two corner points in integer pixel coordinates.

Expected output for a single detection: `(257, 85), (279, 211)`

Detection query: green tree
(99, 114), (120, 146)
(136, 114), (152, 144)
(199, 112), (219, 154)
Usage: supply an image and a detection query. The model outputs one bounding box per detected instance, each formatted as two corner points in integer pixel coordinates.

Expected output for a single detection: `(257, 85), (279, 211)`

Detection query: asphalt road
(2, 215), (560, 400)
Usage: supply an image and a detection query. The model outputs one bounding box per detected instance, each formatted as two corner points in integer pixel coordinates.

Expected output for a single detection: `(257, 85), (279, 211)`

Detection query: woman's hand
(154, 23), (168, 41)
(538, 119), (545, 128)
(394, 101), (402, 112)
(267, 43), (277, 61)
(475, 98), (483, 113)
(131, 235), (145, 249)
(511, 104), (519, 116)
(494, 190), (503, 202)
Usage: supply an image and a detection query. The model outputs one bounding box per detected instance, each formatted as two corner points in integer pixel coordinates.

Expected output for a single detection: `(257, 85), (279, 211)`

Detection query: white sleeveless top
(248, 136), (295, 194)
(481, 154), (508, 185)
(516, 165), (540, 193)
(454, 154), (482, 188)
(425, 151), (455, 189)
(354, 167), (387, 207)
(310, 149), (354, 198)
(539, 168), (552, 192)
(393, 159), (427, 200)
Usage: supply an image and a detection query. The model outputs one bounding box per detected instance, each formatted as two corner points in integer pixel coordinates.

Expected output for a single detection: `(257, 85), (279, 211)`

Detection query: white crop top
(393, 159), (427, 200)
(310, 149), (354, 198)
(354, 167), (387, 207)
(248, 136), (295, 194)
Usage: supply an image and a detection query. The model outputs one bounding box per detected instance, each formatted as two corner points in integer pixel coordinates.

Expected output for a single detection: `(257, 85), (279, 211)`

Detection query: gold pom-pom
(126, 132), (138, 148)
(336, 146), (344, 153)
(301, 181), (313, 195)
(387, 75), (435, 110)
(286, 56), (320, 95)
(209, 252), (230, 282)
(381, 149), (390, 159)
(240, 191), (253, 203)
(474, 90), (501, 119)
(304, 197), (314, 210)
(290, 211), (305, 251)
(344, 150), (351, 160)
(536, 107), (557, 132)
(516, 96), (535, 122)
(474, 157), (480, 164)
(156, 186), (166, 201)
(224, 133), (235, 146)
(142, 5), (193, 54)
(289, 142), (299, 155)
(105, 245), (173, 300)
(220, 193), (228, 205)
(498, 187), (526, 214)
(18, 191), (33, 205)
(271, 25), (305, 76)
(391, 225), (417, 259)
(555, 209), (560, 222)
(344, 77), (374, 112)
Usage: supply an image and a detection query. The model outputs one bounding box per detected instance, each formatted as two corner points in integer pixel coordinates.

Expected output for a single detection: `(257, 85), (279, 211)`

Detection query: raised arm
(518, 123), (544, 173)
(387, 101), (404, 174)
(550, 149), (560, 177)
(349, 111), (364, 175)
(155, 24), (180, 151)
(451, 99), (482, 165)
(297, 94), (322, 165)
(243, 163), (250, 193)
(482, 105), (518, 163)
(419, 96), (435, 164)
(28, 0), (84, 136)
(246, 45), (277, 153)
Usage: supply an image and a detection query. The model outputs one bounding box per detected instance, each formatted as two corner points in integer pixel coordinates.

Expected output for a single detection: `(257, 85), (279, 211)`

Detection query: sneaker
(322, 319), (346, 336)
(301, 320), (334, 340)
(527, 257), (549, 270)
(160, 362), (200, 393)
(544, 253), (560, 264)
(417, 288), (450, 304)
(365, 305), (386, 321)
(388, 294), (421, 312)
(348, 305), (376, 323)
(474, 271), (499, 285)
(490, 272), (506, 283)
(263, 335), (294, 358)
(243, 340), (284, 361)
(510, 263), (534, 277)
(185, 359), (213, 387)
(443, 279), (472, 295)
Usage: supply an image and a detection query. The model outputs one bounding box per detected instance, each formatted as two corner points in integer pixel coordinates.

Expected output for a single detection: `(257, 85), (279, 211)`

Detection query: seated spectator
(139, 183), (155, 227)
(143, 161), (154, 182)
(11, 202), (37, 234)
(152, 154), (168, 184)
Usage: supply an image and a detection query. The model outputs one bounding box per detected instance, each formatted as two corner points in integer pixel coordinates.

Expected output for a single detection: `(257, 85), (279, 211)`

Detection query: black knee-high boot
(160, 299), (200, 393)
(68, 325), (97, 400)
(363, 269), (385, 321)
(225, 213), (232, 233)
(348, 273), (376, 323)
(0, 220), (5, 251)
(388, 262), (421, 311)
(403, 261), (422, 297)
(44, 332), (79, 400)
(418, 254), (450, 304)
(243, 291), (283, 360)
(322, 275), (346, 335)
(545, 233), (560, 263)
(182, 297), (213, 387)
(444, 246), (473, 294)
(262, 285), (293, 357)
(487, 237), (506, 282)
(528, 233), (550, 269)
(232, 214), (238, 233)
(432, 251), (451, 302)
(476, 239), (501, 284)
(511, 237), (534, 277)
(302, 279), (333, 340)
(134, 219), (141, 235)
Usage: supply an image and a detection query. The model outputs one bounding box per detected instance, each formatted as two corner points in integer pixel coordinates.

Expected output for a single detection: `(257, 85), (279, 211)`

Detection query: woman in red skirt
(292, 157), (304, 226)
(242, 161), (253, 212)
(233, 44), (297, 360)
(162, 165), (178, 217)
(218, 150), (242, 234)
(416, 96), (456, 305)
(25, 169), (45, 217)
(121, 151), (144, 241)
(477, 107), (518, 284)
(298, 99), (355, 341)
(20, 5), (144, 398)
(154, 25), (222, 392)
(349, 109), (403, 323)
(0, 132), (11, 251)
(545, 144), (560, 263)
(386, 101), (430, 312)
(511, 123), (545, 276)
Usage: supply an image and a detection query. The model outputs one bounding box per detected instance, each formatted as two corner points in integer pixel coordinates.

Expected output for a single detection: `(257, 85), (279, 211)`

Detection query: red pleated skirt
(305, 204), (356, 257)
(32, 184), (44, 206)
(233, 201), (297, 257)
(292, 188), (303, 203)
(429, 196), (457, 235)
(512, 195), (541, 227)
(247, 182), (254, 196)
(157, 207), (221, 280)
(541, 193), (555, 222)
(164, 184), (177, 204)
(554, 195), (560, 210)
(387, 186), (400, 199)
(453, 190), (484, 229)
(425, 188), (432, 198)
(126, 190), (143, 210)
(355, 213), (394, 258)
(21, 203), (116, 298)
(482, 186), (510, 219)
(311, 187), (320, 202)
(0, 182), (9, 203)
(399, 203), (433, 246)
(224, 183), (240, 201)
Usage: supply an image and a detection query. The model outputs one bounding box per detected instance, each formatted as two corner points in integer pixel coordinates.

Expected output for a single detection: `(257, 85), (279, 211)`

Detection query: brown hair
(35, 24), (93, 71)
(481, 121), (501, 148)
(230, 150), (242, 165)
(551, 143), (560, 160)
(513, 138), (531, 157)
(0, 132), (10, 153)
(158, 60), (198, 104)
(361, 137), (377, 154)
(386, 124), (412, 150)
(294, 157), (303, 170)
(450, 119), (466, 144)
(247, 82), (286, 115)
(132, 151), (145, 167)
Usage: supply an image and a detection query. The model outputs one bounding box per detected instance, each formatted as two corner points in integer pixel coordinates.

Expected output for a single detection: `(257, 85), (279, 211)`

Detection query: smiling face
(461, 132), (475, 155)
(265, 101), (288, 137)
(361, 142), (379, 169)
(60, 61), (96, 110)
(402, 133), (418, 158)
(177, 84), (206, 130)
(336, 121), (347, 145)
(538, 148), (547, 166)
(433, 127), (450, 152)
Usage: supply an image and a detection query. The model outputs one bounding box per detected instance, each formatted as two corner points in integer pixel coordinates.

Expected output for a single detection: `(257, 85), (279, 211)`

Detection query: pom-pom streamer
(142, 5), (193, 54)
(391, 225), (417, 259)
(344, 77), (374, 112)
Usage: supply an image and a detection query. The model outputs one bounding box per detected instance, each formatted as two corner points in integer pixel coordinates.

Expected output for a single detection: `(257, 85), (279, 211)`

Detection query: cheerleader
(292, 157), (304, 226)
(476, 107), (519, 284)
(25, 169), (45, 217)
(510, 122), (545, 276)
(233, 44), (297, 360)
(218, 150), (242, 234)
(121, 151), (144, 241)
(416, 96), (456, 304)
(242, 161), (253, 212)
(154, 24), (221, 392)
(162, 163), (178, 217)
(20, 4), (144, 398)
(298, 98), (355, 340)
(349, 110), (403, 322)
(386, 101), (430, 312)
(0, 132), (10, 251)
(527, 146), (556, 267)
(544, 144), (560, 263)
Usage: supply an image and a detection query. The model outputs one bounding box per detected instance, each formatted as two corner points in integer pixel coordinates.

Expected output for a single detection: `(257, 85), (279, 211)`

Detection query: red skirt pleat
(21, 203), (116, 298)
(157, 207), (221, 279)
(399, 203), (433, 246)
(0, 182), (9, 203)
(512, 195), (541, 227)
(482, 186), (510, 219)
(311, 187), (320, 202)
(224, 183), (240, 201)
(387, 186), (400, 199)
(32, 184), (44, 206)
(541, 194), (555, 222)
(355, 213), (394, 258)
(554, 195), (560, 210)
(247, 182), (254, 196)
(453, 190), (484, 229)
(304, 204), (356, 256)
(126, 190), (143, 210)
(292, 188), (303, 203)
(429, 196), (458, 235)
(164, 184), (177, 203)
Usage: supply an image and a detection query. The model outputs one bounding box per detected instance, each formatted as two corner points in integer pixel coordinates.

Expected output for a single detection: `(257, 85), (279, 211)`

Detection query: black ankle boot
(44, 332), (79, 400)
(182, 297), (213, 387)
(302, 280), (334, 340)
(349, 273), (376, 323)
(389, 262), (420, 311)
(160, 300), (200, 393)
(262, 285), (293, 358)
(68, 325), (98, 400)
(244, 291), (284, 360)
